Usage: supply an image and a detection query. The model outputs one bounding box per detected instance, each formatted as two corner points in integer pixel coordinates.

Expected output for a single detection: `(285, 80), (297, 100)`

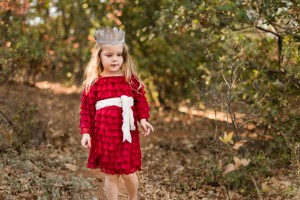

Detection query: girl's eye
(117, 54), (123, 57)
(106, 55), (112, 57)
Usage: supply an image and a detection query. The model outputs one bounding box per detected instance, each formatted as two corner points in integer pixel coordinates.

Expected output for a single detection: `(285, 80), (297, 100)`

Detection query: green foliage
(0, 10), (50, 84)
(223, 169), (252, 192)
(1, 0), (299, 104)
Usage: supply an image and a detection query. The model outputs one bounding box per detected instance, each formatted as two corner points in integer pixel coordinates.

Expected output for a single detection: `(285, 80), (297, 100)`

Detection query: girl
(79, 27), (154, 200)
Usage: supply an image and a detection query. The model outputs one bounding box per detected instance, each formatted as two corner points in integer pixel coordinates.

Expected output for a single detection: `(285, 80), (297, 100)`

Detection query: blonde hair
(82, 43), (142, 93)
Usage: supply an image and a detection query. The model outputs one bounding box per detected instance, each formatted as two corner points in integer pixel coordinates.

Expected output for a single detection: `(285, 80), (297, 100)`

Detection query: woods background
(1, 0), (300, 199)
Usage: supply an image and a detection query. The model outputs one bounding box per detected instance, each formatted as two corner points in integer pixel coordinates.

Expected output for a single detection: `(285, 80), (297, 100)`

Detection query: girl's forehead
(101, 44), (123, 52)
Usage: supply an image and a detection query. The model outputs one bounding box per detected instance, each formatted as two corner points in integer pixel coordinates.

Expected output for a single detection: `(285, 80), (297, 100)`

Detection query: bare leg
(104, 174), (119, 200)
(121, 173), (138, 200)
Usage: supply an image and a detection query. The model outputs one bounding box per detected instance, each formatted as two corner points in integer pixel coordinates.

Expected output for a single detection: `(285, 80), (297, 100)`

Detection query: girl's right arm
(79, 89), (96, 136)
(81, 133), (91, 148)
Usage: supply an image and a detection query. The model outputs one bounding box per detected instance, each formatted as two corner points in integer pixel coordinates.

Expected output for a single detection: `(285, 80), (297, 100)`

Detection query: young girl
(79, 27), (154, 200)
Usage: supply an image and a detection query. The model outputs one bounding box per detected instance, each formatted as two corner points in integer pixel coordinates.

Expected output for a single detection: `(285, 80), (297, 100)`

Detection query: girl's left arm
(132, 77), (154, 135)
(132, 79), (150, 122)
(140, 118), (154, 135)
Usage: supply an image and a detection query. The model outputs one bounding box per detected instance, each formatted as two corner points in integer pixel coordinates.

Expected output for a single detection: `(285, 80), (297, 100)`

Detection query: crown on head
(94, 27), (125, 45)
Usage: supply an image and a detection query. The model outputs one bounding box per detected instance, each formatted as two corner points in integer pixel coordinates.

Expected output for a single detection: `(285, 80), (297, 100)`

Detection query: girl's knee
(105, 174), (119, 182)
(121, 172), (137, 181)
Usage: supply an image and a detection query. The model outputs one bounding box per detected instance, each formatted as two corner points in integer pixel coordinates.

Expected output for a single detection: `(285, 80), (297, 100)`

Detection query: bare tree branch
(255, 25), (280, 37)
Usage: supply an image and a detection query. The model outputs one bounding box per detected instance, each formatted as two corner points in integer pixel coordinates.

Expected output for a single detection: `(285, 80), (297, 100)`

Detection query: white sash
(95, 95), (135, 143)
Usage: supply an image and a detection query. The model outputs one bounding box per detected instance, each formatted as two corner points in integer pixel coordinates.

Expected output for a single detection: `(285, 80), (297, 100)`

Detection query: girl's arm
(140, 118), (154, 135)
(79, 89), (96, 135)
(132, 77), (150, 122)
(132, 77), (154, 135)
(81, 133), (91, 148)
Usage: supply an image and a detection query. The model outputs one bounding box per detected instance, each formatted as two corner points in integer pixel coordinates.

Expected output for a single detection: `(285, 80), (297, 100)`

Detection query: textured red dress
(79, 75), (150, 174)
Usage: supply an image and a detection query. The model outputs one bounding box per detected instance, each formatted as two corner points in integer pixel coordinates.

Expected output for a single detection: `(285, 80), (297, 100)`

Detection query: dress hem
(86, 164), (142, 175)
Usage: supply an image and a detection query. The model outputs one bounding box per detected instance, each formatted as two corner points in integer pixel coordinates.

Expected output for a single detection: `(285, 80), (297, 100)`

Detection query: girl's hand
(140, 119), (154, 136)
(81, 133), (91, 148)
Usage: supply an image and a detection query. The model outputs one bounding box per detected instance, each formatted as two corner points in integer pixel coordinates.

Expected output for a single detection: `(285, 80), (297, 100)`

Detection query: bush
(0, 103), (46, 150)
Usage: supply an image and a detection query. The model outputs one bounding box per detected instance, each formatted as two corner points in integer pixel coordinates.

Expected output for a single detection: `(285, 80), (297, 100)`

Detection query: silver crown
(94, 27), (125, 45)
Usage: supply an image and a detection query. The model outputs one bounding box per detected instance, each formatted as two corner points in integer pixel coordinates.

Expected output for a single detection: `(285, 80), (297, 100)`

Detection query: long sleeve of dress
(79, 89), (96, 134)
(132, 77), (150, 121)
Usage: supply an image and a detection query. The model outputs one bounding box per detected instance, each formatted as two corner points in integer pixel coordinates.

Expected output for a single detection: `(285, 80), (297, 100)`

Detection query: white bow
(120, 95), (135, 143)
(95, 95), (135, 143)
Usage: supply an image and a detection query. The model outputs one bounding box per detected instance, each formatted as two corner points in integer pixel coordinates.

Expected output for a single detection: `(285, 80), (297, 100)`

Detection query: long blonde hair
(82, 43), (142, 93)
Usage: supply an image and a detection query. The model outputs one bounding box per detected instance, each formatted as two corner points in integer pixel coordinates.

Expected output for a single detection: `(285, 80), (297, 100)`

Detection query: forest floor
(0, 81), (299, 200)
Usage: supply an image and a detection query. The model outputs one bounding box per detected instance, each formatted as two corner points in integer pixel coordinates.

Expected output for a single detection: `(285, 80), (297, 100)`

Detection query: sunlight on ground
(178, 106), (246, 123)
(35, 81), (81, 94)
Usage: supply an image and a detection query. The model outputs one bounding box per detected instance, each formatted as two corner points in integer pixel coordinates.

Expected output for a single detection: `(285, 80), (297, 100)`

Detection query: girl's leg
(104, 174), (119, 200)
(121, 173), (139, 200)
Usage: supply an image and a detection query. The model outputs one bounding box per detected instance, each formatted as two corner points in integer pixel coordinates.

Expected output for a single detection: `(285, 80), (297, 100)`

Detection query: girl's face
(99, 44), (124, 76)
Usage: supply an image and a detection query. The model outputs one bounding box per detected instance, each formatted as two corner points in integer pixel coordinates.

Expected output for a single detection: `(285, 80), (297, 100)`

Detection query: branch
(231, 25), (253, 32)
(255, 25), (280, 38)
(238, 120), (256, 129)
(0, 110), (15, 129)
(252, 177), (263, 200)
(221, 69), (231, 89)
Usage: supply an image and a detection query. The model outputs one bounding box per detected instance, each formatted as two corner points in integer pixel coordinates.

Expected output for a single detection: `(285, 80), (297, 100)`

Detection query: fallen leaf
(65, 163), (78, 171)
(219, 132), (234, 144)
(233, 140), (247, 150)
(224, 163), (236, 175)
(240, 158), (250, 167)
(233, 157), (250, 168)
(54, 183), (64, 187)
(233, 156), (241, 169)
(18, 192), (34, 199)
(173, 165), (185, 174)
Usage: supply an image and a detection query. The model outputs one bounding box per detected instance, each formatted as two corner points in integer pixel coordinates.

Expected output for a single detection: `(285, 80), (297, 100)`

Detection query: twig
(212, 92), (221, 162)
(225, 65), (241, 141)
(238, 120), (256, 129)
(0, 109), (15, 129)
(221, 69), (231, 89)
(255, 25), (279, 37)
(231, 25), (253, 32)
(252, 177), (263, 200)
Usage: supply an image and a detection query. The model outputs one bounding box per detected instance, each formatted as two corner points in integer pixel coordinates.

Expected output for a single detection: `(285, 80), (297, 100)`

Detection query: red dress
(79, 75), (150, 174)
